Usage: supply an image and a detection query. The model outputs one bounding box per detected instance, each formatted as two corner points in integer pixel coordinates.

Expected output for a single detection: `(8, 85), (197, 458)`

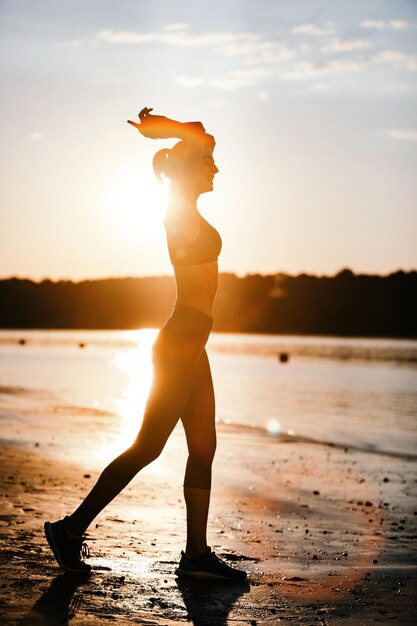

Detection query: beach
(1, 429), (417, 624)
(1, 331), (417, 624)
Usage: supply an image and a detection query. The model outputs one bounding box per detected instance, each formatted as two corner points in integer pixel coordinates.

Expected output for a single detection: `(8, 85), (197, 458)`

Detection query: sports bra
(164, 213), (222, 267)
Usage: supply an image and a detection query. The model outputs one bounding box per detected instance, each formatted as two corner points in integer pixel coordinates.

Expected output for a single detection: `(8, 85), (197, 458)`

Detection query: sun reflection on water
(99, 329), (158, 464)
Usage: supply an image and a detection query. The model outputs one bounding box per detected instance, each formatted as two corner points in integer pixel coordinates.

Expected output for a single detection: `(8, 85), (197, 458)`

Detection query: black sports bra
(164, 213), (222, 267)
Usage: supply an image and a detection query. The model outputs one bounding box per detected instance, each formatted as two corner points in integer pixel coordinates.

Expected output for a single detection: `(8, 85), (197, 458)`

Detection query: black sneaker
(44, 516), (91, 573)
(175, 547), (247, 582)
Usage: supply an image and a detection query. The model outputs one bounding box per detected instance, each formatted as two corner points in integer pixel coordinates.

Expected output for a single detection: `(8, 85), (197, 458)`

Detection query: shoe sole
(44, 522), (91, 574)
(175, 567), (246, 582)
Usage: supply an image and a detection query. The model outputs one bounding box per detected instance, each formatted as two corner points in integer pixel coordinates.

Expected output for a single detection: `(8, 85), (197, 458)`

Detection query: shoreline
(1, 426), (416, 624)
(1, 327), (417, 341)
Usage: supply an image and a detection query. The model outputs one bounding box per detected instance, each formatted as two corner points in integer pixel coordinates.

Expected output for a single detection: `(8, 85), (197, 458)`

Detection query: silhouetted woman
(44, 108), (247, 582)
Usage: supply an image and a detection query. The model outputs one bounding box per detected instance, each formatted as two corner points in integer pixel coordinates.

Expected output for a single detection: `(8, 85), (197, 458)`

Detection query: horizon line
(1, 267), (416, 284)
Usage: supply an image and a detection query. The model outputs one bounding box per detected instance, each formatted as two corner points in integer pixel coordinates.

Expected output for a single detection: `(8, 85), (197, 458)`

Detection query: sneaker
(44, 516), (91, 574)
(175, 547), (247, 582)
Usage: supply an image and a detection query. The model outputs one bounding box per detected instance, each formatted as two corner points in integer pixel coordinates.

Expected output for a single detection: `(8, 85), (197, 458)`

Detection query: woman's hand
(127, 108), (207, 141)
(127, 107), (178, 139)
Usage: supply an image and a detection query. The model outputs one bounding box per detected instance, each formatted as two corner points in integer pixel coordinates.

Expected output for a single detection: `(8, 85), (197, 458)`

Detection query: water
(0, 329), (416, 466)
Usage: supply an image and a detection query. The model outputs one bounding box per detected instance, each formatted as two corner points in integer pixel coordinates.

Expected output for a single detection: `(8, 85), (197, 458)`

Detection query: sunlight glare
(104, 165), (167, 241)
(100, 329), (158, 463)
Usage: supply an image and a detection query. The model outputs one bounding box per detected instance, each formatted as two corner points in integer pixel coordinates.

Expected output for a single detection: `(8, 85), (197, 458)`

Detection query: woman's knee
(129, 436), (164, 467)
(102, 441), (159, 486)
(187, 437), (217, 467)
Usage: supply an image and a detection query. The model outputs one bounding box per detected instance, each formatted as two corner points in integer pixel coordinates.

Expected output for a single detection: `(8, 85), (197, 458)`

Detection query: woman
(44, 108), (247, 582)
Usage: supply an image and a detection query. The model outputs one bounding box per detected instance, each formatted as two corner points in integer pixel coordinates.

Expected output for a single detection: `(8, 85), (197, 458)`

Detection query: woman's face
(196, 148), (219, 195)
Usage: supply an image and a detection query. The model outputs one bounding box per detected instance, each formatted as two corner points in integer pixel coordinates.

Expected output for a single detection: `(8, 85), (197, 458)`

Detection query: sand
(1, 425), (416, 625)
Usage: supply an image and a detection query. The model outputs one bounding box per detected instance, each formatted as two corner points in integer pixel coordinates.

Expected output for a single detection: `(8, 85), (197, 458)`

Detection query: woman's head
(152, 140), (219, 196)
(152, 141), (187, 183)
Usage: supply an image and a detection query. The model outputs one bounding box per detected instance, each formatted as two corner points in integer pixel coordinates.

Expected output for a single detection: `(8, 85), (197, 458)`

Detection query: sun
(104, 163), (167, 240)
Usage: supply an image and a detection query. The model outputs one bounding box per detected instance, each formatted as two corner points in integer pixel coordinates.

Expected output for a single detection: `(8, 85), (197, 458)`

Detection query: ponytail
(152, 141), (188, 183)
(152, 148), (171, 183)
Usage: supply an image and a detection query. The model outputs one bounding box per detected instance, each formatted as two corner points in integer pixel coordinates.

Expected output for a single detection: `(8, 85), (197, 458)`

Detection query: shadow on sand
(17, 572), (90, 626)
(176, 577), (250, 626)
(17, 571), (250, 626)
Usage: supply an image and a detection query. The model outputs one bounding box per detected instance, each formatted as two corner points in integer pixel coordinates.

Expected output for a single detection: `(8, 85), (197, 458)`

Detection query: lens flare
(266, 418), (283, 436)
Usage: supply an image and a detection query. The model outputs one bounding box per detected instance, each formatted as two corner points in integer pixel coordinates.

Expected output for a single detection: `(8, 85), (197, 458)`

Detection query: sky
(0, 0), (416, 281)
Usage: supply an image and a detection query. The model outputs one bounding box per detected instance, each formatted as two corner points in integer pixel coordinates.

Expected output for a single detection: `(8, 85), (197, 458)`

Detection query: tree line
(0, 269), (415, 337)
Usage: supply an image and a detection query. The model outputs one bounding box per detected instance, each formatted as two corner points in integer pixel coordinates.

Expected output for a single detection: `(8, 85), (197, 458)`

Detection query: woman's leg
(67, 332), (204, 537)
(180, 349), (216, 558)
(175, 350), (247, 581)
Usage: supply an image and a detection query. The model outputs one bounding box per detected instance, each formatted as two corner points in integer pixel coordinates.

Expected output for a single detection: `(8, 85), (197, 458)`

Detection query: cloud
(322, 38), (371, 53)
(209, 68), (269, 90)
(291, 22), (336, 36)
(360, 19), (409, 30)
(175, 68), (268, 91)
(280, 59), (368, 79)
(29, 132), (43, 141)
(390, 20), (408, 30)
(223, 38), (294, 64)
(97, 30), (154, 44)
(210, 75), (256, 90)
(96, 25), (294, 67)
(360, 20), (385, 30)
(388, 129), (417, 141)
(163, 23), (190, 32)
(229, 67), (269, 79)
(378, 50), (417, 71)
(210, 78), (252, 89)
(256, 90), (270, 100)
(175, 74), (204, 88)
(95, 22), (416, 93)
(96, 27), (237, 46)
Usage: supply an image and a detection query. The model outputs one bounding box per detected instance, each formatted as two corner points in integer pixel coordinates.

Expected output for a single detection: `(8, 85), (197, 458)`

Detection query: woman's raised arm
(127, 107), (215, 195)
(127, 107), (211, 143)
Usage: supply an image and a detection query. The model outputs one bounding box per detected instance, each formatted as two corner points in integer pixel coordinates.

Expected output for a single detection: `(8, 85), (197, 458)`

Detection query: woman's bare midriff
(174, 261), (219, 318)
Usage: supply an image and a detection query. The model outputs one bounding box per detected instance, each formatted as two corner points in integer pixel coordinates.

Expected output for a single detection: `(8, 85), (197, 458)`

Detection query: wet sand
(1, 426), (416, 625)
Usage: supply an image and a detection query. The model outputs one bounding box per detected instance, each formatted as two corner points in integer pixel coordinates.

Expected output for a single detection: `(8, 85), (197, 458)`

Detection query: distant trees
(0, 270), (416, 337)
